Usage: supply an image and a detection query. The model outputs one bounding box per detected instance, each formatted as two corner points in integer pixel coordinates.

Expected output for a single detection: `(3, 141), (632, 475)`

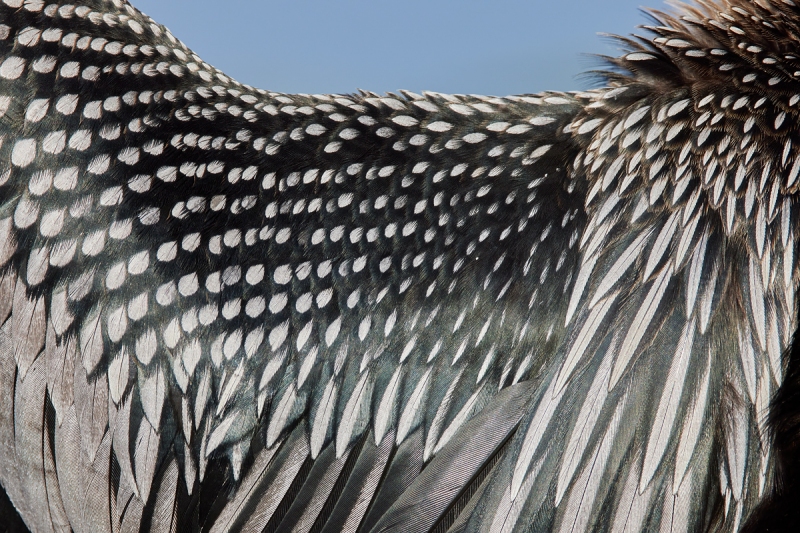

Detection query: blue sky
(133, 1), (669, 96)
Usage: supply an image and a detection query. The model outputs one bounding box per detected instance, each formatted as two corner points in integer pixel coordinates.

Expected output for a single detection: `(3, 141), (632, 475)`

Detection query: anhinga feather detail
(1, 0), (800, 531)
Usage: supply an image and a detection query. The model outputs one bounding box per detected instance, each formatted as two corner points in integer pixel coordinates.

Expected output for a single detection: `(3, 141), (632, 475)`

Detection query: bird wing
(0, 2), (589, 531)
(0, 2), (794, 533)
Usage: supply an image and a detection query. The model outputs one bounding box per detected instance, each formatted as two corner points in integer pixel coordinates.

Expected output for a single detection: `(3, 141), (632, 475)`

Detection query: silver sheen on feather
(0, 0), (798, 531)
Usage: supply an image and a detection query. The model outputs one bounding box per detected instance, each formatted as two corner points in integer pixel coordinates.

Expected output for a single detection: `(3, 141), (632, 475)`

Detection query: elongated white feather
(556, 349), (614, 504)
(748, 256), (768, 351)
(397, 367), (432, 444)
(336, 371), (372, 456)
(374, 366), (402, 444)
(611, 265), (674, 388)
(134, 416), (159, 502)
(267, 383), (297, 447)
(558, 397), (625, 533)
(433, 382), (485, 456)
(640, 319), (696, 492)
(310, 377), (337, 458)
(726, 395), (749, 501)
(108, 347), (129, 405)
(565, 254), (596, 325)
(139, 364), (166, 428)
(512, 373), (564, 498)
(424, 368), (464, 461)
(643, 212), (679, 279)
(685, 228), (709, 315)
(611, 455), (652, 533)
(556, 292), (618, 392)
(589, 231), (651, 308)
(673, 351), (711, 491)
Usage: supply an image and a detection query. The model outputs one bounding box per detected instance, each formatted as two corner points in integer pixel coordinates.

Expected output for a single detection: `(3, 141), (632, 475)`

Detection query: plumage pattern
(1, 0), (800, 531)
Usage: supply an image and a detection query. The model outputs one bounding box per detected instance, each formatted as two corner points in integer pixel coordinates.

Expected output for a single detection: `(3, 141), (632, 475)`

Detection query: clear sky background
(132, 1), (670, 97)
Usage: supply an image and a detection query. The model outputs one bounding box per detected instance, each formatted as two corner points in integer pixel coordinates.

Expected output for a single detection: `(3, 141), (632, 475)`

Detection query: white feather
(726, 398), (749, 501)
(512, 373), (564, 498)
(433, 382), (485, 456)
(698, 267), (718, 334)
(640, 320), (696, 492)
(565, 254), (596, 325)
(556, 292), (618, 392)
(139, 364), (166, 428)
(267, 383), (297, 447)
(424, 368), (464, 461)
(134, 416), (160, 501)
(643, 212), (679, 279)
(374, 366), (402, 444)
(216, 360), (244, 416)
(767, 308), (783, 384)
(671, 345), (710, 493)
(556, 349), (614, 504)
(685, 228), (709, 315)
(336, 371), (372, 457)
(748, 256), (768, 351)
(611, 265), (674, 389)
(673, 214), (700, 268)
(396, 367), (432, 444)
(310, 378), (337, 458)
(108, 347), (129, 404)
(736, 325), (757, 403)
(589, 231), (651, 308)
(558, 398), (625, 533)
(611, 456), (652, 533)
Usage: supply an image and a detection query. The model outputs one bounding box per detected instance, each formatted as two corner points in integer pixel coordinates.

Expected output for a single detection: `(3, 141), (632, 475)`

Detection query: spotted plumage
(1, 0), (799, 531)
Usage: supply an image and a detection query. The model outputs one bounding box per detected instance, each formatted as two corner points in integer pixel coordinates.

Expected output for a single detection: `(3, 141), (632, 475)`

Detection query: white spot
(0, 56), (24, 79)
(11, 139), (36, 167)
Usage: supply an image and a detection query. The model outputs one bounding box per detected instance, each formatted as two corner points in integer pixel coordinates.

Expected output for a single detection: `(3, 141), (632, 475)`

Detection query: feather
(108, 347), (129, 405)
(210, 425), (307, 533)
(321, 430), (403, 533)
(0, 217), (16, 267)
(45, 328), (74, 426)
(374, 366), (402, 444)
(0, 271), (14, 326)
(589, 231), (651, 308)
(673, 350), (712, 491)
(685, 228), (709, 315)
(556, 348), (614, 504)
(336, 370), (372, 456)
(13, 352), (52, 532)
(396, 367), (432, 445)
(558, 397), (625, 533)
(54, 407), (85, 531)
(138, 364), (166, 428)
(610, 456), (652, 533)
(73, 362), (108, 464)
(640, 319), (696, 492)
(267, 383), (298, 447)
(49, 289), (73, 336)
(150, 459), (179, 533)
(611, 264), (674, 388)
(726, 394), (749, 501)
(512, 373), (564, 499)
(433, 383), (485, 456)
(748, 256), (768, 352)
(643, 211), (679, 279)
(11, 277), (46, 380)
(556, 292), (618, 392)
(134, 416), (160, 502)
(372, 381), (535, 533)
(737, 325), (758, 402)
(78, 307), (104, 375)
(274, 444), (350, 532)
(424, 367), (465, 462)
(310, 377), (337, 458)
(112, 395), (139, 499)
(80, 432), (113, 533)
